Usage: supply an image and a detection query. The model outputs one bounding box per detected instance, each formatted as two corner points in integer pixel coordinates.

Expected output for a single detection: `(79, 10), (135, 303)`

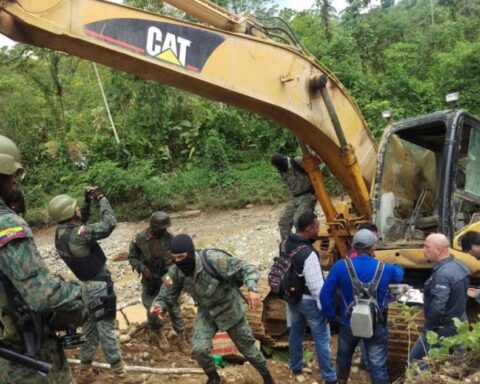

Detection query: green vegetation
(1, 0), (480, 225)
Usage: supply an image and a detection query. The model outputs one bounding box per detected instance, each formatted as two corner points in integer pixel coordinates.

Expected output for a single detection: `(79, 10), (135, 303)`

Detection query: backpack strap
(282, 241), (310, 277)
(345, 258), (362, 300)
(199, 249), (225, 282)
(368, 262), (384, 300)
(199, 249), (248, 304)
(344, 258), (385, 320)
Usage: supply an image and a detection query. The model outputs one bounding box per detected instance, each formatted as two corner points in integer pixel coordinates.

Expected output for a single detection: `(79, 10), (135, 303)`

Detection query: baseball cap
(352, 229), (378, 248)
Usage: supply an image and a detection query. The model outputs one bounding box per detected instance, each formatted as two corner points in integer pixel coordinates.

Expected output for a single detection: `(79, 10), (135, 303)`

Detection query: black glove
(91, 187), (104, 201)
(327, 317), (341, 335)
(85, 186), (104, 202)
(48, 306), (89, 330)
(84, 189), (94, 203)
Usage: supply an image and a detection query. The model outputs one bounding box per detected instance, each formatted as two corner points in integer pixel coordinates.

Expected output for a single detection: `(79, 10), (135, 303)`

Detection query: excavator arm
(0, 0), (377, 255)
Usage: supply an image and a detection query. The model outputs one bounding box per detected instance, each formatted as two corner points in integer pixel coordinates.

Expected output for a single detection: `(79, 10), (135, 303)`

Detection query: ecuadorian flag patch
(0, 226), (27, 246)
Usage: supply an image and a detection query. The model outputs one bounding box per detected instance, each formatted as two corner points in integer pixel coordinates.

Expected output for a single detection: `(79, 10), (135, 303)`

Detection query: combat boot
(261, 371), (276, 384)
(176, 330), (189, 353)
(148, 328), (170, 353)
(111, 359), (144, 384)
(77, 361), (97, 384)
(205, 369), (222, 384)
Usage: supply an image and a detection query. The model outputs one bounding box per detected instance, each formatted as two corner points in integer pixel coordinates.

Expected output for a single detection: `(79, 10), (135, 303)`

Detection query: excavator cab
(373, 110), (480, 250)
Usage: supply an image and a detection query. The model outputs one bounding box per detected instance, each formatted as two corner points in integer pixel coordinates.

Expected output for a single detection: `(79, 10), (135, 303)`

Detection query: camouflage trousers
(191, 310), (268, 375)
(79, 281), (122, 365)
(278, 193), (317, 239)
(0, 334), (74, 384)
(142, 284), (184, 333)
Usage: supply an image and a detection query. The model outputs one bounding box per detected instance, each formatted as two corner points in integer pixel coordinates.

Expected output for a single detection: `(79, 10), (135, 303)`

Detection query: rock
(119, 334), (131, 343)
(245, 204), (254, 209)
(295, 374), (306, 382)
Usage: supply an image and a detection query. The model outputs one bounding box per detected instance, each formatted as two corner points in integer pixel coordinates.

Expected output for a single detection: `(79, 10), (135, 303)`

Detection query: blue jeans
(337, 323), (389, 384)
(288, 298), (336, 382)
(408, 332), (430, 370)
(408, 327), (460, 370)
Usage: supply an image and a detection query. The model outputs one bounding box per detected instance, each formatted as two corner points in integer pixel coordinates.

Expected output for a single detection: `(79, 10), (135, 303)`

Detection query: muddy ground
(34, 203), (376, 384)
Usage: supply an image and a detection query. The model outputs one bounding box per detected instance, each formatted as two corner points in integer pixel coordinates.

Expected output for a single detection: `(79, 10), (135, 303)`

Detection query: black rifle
(0, 343), (52, 375)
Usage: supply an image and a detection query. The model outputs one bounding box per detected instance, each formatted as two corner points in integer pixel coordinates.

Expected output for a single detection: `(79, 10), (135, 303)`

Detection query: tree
(315, 0), (335, 41)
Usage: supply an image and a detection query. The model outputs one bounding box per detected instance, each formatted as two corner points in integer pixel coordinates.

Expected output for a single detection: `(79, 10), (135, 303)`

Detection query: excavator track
(245, 280), (289, 348)
(247, 282), (424, 367)
(387, 304), (424, 364)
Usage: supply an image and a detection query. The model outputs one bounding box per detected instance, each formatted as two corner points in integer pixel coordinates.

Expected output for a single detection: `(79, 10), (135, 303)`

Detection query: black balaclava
(270, 153), (288, 173)
(170, 234), (196, 275)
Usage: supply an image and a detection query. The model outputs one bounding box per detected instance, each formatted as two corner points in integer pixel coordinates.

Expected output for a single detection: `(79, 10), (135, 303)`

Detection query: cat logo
(146, 26), (191, 67)
(84, 19), (225, 73)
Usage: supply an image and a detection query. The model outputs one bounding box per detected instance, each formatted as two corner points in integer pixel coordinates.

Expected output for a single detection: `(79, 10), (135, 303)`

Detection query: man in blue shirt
(320, 229), (404, 384)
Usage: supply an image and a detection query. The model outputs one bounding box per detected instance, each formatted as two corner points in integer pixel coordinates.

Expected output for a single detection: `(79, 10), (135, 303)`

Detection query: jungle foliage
(1, 0), (480, 224)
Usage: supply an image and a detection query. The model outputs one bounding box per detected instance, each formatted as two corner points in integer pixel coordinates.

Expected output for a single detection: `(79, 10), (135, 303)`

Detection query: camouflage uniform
(0, 199), (84, 384)
(54, 198), (122, 366)
(278, 156), (316, 239)
(153, 250), (268, 376)
(128, 229), (184, 332)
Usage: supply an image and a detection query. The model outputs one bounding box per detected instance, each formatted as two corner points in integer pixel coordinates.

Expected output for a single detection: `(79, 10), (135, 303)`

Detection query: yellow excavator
(1, 0), (480, 363)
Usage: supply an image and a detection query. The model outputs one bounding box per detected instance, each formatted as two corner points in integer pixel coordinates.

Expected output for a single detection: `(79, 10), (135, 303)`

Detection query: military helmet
(0, 135), (23, 176)
(150, 211), (171, 230)
(48, 194), (77, 223)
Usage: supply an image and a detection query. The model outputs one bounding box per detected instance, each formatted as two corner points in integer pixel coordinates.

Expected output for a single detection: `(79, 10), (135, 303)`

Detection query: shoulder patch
(0, 226), (28, 246)
(217, 257), (228, 270)
(163, 274), (174, 288)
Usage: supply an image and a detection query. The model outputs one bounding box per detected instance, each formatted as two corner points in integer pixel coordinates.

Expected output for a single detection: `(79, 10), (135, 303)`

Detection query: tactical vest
(135, 230), (171, 272)
(281, 157), (314, 197)
(55, 224), (106, 281)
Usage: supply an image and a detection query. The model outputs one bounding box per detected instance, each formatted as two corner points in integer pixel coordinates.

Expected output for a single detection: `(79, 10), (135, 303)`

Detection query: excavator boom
(0, 0), (377, 254)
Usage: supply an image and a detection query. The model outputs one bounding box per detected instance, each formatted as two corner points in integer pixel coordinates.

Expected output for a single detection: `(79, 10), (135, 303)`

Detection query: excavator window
(377, 126), (441, 243)
(453, 122), (480, 232)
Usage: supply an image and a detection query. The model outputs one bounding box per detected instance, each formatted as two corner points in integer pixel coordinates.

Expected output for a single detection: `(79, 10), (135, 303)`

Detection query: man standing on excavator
(128, 211), (186, 351)
(270, 153), (316, 240)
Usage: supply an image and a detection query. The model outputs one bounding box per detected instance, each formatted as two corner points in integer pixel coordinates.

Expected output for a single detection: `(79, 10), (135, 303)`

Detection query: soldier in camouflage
(128, 211), (185, 350)
(0, 135), (87, 384)
(48, 189), (140, 384)
(151, 234), (276, 384)
(271, 154), (317, 240)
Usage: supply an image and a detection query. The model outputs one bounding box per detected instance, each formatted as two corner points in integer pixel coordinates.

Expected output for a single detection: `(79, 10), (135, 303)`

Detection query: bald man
(408, 233), (469, 368)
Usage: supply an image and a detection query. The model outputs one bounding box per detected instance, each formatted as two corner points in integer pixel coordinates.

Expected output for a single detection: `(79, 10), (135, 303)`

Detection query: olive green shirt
(0, 198), (83, 345)
(153, 249), (259, 331)
(128, 229), (172, 281)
